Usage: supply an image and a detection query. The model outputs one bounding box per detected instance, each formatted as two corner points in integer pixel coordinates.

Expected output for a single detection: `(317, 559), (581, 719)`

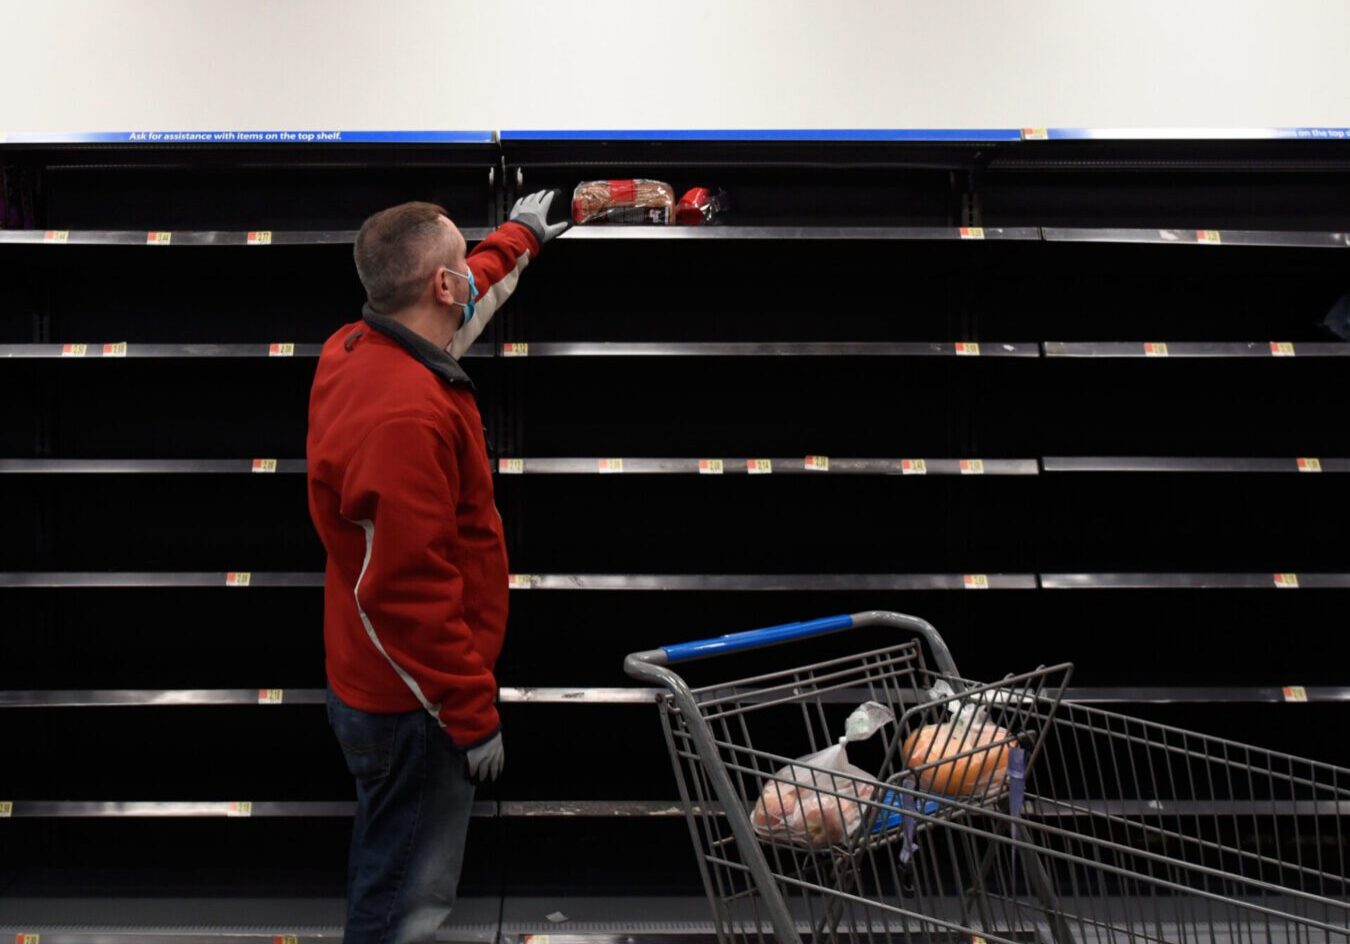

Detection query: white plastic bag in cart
(749, 702), (893, 849)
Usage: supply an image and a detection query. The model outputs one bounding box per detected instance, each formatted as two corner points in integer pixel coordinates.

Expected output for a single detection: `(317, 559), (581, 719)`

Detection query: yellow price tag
(146, 231), (172, 245)
(598, 458), (624, 473)
(268, 343), (295, 357)
(0, 801), (13, 817)
(499, 459), (525, 474)
(17, 935), (40, 944)
(247, 231), (273, 246)
(1196, 230), (1222, 244)
(963, 574), (990, 590)
(226, 571), (252, 588)
(1143, 342), (1169, 357)
(503, 342), (529, 357)
(1020, 128), (1048, 141)
(1282, 686), (1308, 703)
(1269, 342), (1296, 357)
(102, 342), (128, 357)
(258, 689), (284, 705)
(805, 455), (829, 472)
(1274, 573), (1299, 589)
(900, 459), (927, 475)
(959, 227), (985, 240)
(1296, 457), (1322, 473)
(747, 459), (773, 475)
(508, 574), (535, 589)
(227, 801), (253, 817)
(274, 936), (299, 944)
(251, 458), (277, 473)
(698, 459), (724, 475)
(44, 230), (69, 244)
(61, 343), (88, 357)
(954, 342), (980, 356)
(960, 459), (985, 475)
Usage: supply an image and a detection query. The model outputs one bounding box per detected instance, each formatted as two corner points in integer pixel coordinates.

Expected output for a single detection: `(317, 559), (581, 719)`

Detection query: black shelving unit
(3, 134), (1349, 923)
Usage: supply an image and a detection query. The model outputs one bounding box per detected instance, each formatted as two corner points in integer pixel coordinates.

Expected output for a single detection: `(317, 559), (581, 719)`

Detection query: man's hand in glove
(510, 190), (570, 244)
(465, 731), (505, 783)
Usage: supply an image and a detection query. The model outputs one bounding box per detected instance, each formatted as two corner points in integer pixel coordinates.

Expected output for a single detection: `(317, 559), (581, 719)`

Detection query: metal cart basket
(626, 611), (1350, 944)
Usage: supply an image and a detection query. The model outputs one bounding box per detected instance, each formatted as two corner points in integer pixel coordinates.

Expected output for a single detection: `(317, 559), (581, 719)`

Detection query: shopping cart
(626, 611), (1350, 944)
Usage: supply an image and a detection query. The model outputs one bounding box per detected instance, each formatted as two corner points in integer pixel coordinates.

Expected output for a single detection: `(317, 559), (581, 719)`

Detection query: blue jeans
(327, 688), (477, 944)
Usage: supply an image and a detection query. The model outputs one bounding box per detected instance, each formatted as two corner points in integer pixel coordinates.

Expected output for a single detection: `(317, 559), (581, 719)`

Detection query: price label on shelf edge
(503, 342), (529, 357)
(963, 574), (990, 590)
(16, 935), (40, 944)
(959, 227), (985, 240)
(274, 936), (299, 944)
(1143, 342), (1169, 357)
(226, 571), (252, 588)
(227, 801), (253, 817)
(804, 455), (830, 472)
(1196, 230), (1222, 244)
(268, 343), (295, 357)
(960, 459), (985, 475)
(598, 458), (624, 474)
(251, 458), (278, 473)
(698, 459), (724, 475)
(499, 458), (525, 474)
(146, 231), (172, 245)
(102, 342), (128, 357)
(61, 343), (87, 357)
(508, 574), (535, 589)
(954, 342), (980, 356)
(747, 459), (773, 475)
(1282, 686), (1309, 703)
(258, 689), (284, 705)
(247, 231), (273, 246)
(901, 459), (927, 475)
(0, 801), (12, 817)
(1269, 341), (1296, 357)
(1296, 457), (1322, 473)
(1274, 573), (1299, 589)
(44, 230), (69, 244)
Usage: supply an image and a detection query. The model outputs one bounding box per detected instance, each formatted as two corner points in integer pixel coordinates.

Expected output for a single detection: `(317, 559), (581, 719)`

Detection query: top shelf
(2, 226), (1348, 248)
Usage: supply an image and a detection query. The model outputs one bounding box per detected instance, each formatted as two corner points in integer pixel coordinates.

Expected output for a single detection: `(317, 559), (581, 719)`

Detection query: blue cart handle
(641, 610), (959, 677)
(661, 614), (857, 663)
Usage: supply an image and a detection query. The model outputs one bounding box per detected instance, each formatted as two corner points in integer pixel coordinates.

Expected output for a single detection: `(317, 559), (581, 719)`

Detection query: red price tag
(598, 458), (624, 474)
(959, 227), (985, 240)
(963, 574), (990, 590)
(954, 342), (980, 356)
(804, 455), (830, 472)
(698, 459), (724, 475)
(1282, 686), (1308, 703)
(44, 230), (69, 244)
(226, 801), (253, 817)
(747, 459), (773, 475)
(146, 231), (172, 245)
(61, 343), (87, 357)
(960, 459), (985, 475)
(901, 459), (927, 475)
(268, 343), (294, 357)
(1020, 128), (1048, 141)
(1143, 342), (1169, 357)
(1269, 342), (1296, 357)
(251, 458), (277, 473)
(1297, 458), (1322, 473)
(225, 571), (252, 587)
(247, 231), (273, 246)
(102, 342), (128, 357)
(1273, 573), (1299, 589)
(499, 459), (524, 474)
(258, 689), (284, 704)
(1196, 230), (1222, 244)
(502, 342), (529, 357)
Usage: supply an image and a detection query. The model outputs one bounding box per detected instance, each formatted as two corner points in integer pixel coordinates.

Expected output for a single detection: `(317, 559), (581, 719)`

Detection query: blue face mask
(446, 266), (477, 325)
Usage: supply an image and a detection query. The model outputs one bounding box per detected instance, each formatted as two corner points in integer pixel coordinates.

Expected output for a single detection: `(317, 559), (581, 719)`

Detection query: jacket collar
(361, 304), (475, 392)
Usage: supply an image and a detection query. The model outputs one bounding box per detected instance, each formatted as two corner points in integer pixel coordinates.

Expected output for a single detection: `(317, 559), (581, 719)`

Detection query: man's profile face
(434, 215), (471, 319)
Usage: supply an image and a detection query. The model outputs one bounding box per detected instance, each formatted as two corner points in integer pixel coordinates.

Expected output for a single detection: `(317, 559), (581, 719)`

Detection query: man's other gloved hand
(510, 189), (570, 244)
(465, 730), (505, 783)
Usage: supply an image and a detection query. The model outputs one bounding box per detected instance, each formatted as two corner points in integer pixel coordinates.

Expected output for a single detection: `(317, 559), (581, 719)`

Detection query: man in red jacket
(307, 191), (567, 943)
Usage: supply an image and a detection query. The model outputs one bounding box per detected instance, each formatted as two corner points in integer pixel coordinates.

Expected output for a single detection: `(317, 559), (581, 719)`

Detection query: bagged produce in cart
(572, 179), (675, 224)
(902, 683), (1017, 796)
(750, 702), (892, 849)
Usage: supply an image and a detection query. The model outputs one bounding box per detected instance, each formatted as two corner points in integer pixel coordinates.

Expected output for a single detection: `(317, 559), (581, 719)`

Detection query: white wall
(2, 0), (1348, 133)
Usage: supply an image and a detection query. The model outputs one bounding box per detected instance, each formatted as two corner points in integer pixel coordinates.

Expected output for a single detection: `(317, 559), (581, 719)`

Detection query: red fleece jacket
(306, 221), (538, 747)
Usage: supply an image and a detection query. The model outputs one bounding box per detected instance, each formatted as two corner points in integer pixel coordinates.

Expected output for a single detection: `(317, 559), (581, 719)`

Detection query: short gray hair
(353, 201), (452, 313)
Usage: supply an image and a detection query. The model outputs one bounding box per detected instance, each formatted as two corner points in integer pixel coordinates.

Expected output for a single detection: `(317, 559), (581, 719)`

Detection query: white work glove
(465, 731), (504, 783)
(510, 189), (570, 244)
